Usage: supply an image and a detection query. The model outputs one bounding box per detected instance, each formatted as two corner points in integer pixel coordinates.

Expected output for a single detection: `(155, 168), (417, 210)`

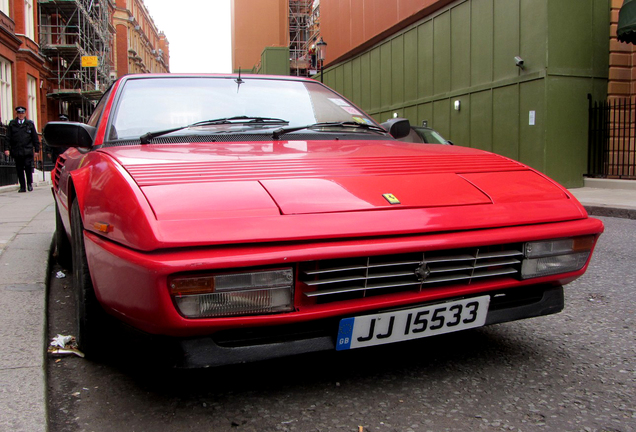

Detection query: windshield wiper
(271, 121), (388, 140)
(139, 116), (289, 144)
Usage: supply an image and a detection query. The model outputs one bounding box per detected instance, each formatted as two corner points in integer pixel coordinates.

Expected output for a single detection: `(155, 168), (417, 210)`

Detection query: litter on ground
(48, 334), (84, 358)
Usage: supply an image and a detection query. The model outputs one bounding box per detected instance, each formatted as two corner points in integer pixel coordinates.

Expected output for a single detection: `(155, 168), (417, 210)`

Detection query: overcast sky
(143, 0), (232, 73)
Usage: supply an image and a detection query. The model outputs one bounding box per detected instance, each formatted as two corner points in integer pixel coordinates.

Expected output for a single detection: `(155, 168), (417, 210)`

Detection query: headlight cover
(170, 268), (294, 318)
(521, 236), (595, 279)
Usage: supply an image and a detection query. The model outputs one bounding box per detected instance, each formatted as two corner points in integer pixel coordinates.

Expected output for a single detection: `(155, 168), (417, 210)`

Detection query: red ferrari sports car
(44, 74), (603, 367)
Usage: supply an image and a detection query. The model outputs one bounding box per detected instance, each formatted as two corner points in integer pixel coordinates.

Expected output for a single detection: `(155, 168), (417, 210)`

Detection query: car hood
(95, 140), (585, 249)
(106, 141), (567, 217)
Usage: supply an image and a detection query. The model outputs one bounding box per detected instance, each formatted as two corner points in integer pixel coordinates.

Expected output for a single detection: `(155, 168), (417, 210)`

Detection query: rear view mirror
(381, 118), (411, 139)
(43, 122), (96, 148)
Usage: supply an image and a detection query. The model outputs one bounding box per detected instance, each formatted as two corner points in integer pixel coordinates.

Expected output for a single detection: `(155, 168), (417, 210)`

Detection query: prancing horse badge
(382, 193), (401, 205)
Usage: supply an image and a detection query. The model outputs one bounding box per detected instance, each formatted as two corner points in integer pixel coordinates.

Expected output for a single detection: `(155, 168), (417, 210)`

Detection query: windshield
(107, 77), (376, 141)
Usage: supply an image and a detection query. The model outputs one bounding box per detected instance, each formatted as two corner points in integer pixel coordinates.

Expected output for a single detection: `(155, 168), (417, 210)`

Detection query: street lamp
(316, 38), (327, 83)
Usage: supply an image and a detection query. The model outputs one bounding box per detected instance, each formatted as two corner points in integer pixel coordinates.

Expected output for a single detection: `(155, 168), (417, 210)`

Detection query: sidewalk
(0, 177), (634, 432)
(0, 182), (54, 432)
(568, 178), (636, 219)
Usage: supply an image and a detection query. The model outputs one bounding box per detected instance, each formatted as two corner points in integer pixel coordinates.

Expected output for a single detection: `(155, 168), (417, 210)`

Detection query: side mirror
(43, 122), (96, 148)
(381, 118), (411, 139)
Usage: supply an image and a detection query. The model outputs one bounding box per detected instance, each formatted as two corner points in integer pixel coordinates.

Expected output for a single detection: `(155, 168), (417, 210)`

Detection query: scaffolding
(39, 0), (113, 122)
(289, 0), (320, 76)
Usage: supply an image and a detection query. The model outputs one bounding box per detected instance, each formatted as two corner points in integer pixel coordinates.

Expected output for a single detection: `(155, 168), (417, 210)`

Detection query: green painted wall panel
(370, 49), (382, 112)
(378, 111), (395, 123)
(493, 0), (519, 82)
(548, 0), (593, 73)
(545, 77), (593, 188)
(520, 0), (547, 74)
(592, 76), (608, 101)
(351, 57), (362, 107)
(492, 85), (519, 160)
(450, 95), (470, 146)
(321, 0), (609, 186)
(433, 99), (451, 138)
(417, 103), (433, 128)
(335, 66), (345, 99)
(404, 105), (418, 125)
(470, 0), (493, 86)
(404, 29), (418, 103)
(469, 90), (493, 151)
(360, 53), (371, 110)
(451, 2), (471, 91)
(418, 22), (434, 98)
(381, 43), (392, 110)
(392, 36), (405, 107)
(519, 79), (546, 172)
(259, 47), (290, 76)
(323, 67), (334, 88)
(592, 0), (610, 77)
(433, 13), (451, 95)
(342, 62), (353, 102)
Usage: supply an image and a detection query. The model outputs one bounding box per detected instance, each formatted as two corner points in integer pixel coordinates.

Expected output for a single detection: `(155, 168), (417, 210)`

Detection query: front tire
(71, 198), (106, 356)
(54, 200), (72, 270)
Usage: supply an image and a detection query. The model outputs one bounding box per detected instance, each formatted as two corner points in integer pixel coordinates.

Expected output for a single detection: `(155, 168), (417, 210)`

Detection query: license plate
(336, 296), (490, 351)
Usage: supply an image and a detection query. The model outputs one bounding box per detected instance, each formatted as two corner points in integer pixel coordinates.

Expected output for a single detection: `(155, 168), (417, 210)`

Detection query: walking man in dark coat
(3, 106), (40, 192)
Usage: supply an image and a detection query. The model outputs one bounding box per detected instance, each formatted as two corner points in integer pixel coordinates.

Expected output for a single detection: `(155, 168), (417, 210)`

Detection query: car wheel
(71, 198), (106, 356)
(54, 200), (72, 270)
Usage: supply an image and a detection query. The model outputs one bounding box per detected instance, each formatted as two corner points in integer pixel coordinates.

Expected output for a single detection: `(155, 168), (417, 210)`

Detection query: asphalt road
(47, 215), (636, 432)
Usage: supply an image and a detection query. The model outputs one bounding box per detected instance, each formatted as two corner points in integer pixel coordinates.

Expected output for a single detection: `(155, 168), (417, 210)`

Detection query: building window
(0, 57), (12, 124)
(0, 0), (9, 15)
(27, 75), (37, 126)
(25, 0), (35, 40)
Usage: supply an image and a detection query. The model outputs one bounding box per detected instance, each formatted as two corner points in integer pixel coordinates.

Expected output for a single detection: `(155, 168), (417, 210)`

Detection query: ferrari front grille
(299, 244), (524, 303)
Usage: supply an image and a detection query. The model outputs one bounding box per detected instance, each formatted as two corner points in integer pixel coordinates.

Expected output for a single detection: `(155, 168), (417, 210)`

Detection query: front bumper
(84, 217), (600, 337)
(174, 284), (563, 368)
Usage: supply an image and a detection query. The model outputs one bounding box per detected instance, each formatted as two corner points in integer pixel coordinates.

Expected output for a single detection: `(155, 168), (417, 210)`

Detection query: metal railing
(588, 96), (636, 179)
(0, 159), (17, 186)
(0, 124), (16, 187)
(0, 124), (54, 187)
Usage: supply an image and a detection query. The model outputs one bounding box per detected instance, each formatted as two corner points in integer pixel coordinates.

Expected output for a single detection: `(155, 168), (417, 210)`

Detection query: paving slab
(0, 368), (47, 432)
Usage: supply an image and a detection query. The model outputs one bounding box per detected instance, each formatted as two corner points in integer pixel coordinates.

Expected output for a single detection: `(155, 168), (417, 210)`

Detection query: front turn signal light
(169, 268), (294, 318)
(521, 235), (596, 279)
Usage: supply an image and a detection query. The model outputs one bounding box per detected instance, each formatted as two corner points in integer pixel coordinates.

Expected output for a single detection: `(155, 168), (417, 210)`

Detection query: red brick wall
(115, 24), (129, 76)
(607, 0), (636, 178)
(321, 0), (455, 65)
(610, 0), (636, 99)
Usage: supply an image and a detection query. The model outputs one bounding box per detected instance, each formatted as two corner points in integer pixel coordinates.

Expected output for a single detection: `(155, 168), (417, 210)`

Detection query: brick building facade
(0, 0), (46, 127)
(610, 0), (635, 99)
(600, 0), (636, 179)
(0, 0), (169, 135)
(113, 0), (169, 76)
